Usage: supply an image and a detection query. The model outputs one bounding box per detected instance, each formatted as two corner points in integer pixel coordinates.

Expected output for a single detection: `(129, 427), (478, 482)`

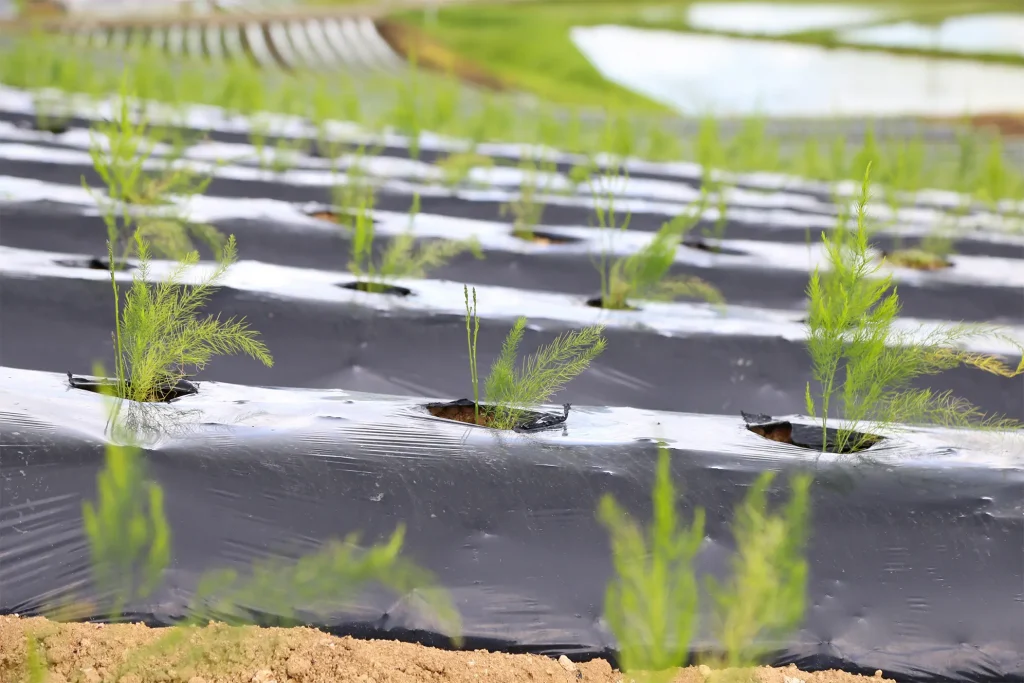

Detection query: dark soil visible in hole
(742, 411), (881, 454)
(55, 257), (136, 272)
(308, 209), (362, 226)
(512, 230), (582, 245)
(339, 281), (413, 297)
(17, 118), (70, 135)
(882, 249), (953, 271)
(426, 398), (570, 432)
(67, 373), (198, 403)
(682, 238), (746, 257)
(428, 400), (501, 427)
(586, 296), (639, 311)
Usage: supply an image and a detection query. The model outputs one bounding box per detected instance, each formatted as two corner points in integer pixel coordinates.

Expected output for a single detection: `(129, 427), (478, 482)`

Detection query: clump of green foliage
(500, 154), (560, 240)
(694, 117), (732, 248)
(438, 150), (494, 188)
(108, 231), (273, 402)
(462, 285), (606, 430)
(599, 443), (811, 681)
(347, 193), (483, 293)
(53, 398), (462, 683)
(84, 75), (222, 263)
(33, 88), (74, 134)
(600, 195), (724, 310)
(249, 116), (311, 175)
(7, 31), (1024, 209)
(806, 163), (1024, 452)
(591, 165), (633, 304)
(326, 143), (384, 230)
(187, 524), (461, 639)
(83, 440), (171, 620)
(705, 472), (811, 670)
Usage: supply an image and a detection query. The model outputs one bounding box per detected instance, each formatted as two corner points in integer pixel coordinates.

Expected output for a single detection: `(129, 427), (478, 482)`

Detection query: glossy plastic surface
(2, 367), (1021, 682)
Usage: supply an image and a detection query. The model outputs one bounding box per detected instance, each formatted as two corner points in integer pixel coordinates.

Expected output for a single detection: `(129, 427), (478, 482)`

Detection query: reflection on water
(685, 2), (882, 36)
(571, 26), (1024, 117)
(840, 14), (1024, 58)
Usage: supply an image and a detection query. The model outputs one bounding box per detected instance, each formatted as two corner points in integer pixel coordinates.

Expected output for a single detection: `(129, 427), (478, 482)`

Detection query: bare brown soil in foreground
(0, 616), (893, 683)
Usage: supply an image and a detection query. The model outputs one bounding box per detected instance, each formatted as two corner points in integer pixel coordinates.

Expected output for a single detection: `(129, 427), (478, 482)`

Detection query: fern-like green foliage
(591, 166), (633, 306)
(110, 231), (273, 402)
(34, 88), (73, 133)
(806, 163), (1024, 452)
(249, 117), (310, 175)
(328, 144), (384, 231)
(459, 287), (606, 430)
(100, 524), (462, 683)
(82, 441), (171, 620)
(483, 318), (606, 429)
(598, 445), (704, 681)
(705, 472), (811, 670)
(602, 194), (724, 309)
(348, 193), (483, 292)
(438, 151), (494, 188)
(83, 73), (222, 262)
(599, 445), (812, 681)
(500, 155), (559, 239)
(186, 524), (462, 641)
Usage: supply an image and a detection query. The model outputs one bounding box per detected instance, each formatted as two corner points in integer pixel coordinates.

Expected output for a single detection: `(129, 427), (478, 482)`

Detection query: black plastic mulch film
(1, 369), (1021, 683)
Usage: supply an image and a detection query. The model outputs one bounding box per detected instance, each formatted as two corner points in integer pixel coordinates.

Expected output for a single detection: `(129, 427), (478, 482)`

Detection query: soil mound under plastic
(0, 616), (892, 683)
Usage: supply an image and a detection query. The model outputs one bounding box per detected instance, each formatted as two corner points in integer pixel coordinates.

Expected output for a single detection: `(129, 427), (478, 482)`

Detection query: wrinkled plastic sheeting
(1, 367), (1022, 683)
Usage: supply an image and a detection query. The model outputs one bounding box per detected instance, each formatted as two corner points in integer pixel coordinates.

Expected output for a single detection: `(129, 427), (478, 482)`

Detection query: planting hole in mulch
(882, 249), (953, 271)
(339, 281), (413, 296)
(67, 372), (198, 403)
(512, 229), (583, 245)
(585, 296), (639, 311)
(55, 257), (136, 272)
(682, 238), (746, 257)
(307, 209), (366, 226)
(742, 411), (882, 454)
(426, 398), (570, 432)
(16, 118), (70, 135)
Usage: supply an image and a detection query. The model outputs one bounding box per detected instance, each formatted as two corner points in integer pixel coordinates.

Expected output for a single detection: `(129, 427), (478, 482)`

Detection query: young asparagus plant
(108, 231), (273, 402)
(600, 194), (724, 310)
(438, 151), (494, 189)
(249, 116), (310, 175)
(84, 75), (222, 263)
(82, 439), (171, 620)
(599, 443), (811, 681)
(500, 154), (560, 240)
(460, 285), (606, 430)
(324, 142), (385, 228)
(347, 193), (483, 293)
(806, 163), (1024, 452)
(704, 471), (811, 671)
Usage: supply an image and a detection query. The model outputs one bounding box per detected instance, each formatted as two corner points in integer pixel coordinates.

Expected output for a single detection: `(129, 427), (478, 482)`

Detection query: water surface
(571, 26), (1024, 117)
(840, 13), (1024, 58)
(684, 1), (882, 36)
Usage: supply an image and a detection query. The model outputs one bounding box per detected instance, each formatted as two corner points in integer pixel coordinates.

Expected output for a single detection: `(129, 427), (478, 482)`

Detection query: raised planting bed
(2, 367), (1021, 683)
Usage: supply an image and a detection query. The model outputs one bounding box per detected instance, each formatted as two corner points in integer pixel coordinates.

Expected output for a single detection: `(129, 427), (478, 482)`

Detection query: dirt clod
(0, 616), (896, 683)
(285, 656), (311, 679)
(250, 669), (276, 683)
